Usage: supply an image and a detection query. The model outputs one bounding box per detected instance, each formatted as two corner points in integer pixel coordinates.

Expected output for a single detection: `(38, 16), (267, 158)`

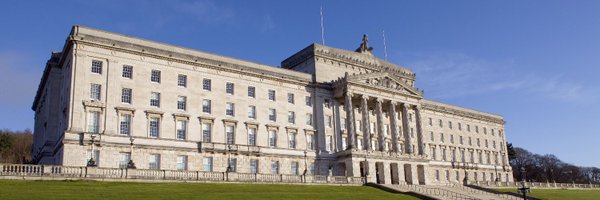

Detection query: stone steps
(381, 184), (520, 200)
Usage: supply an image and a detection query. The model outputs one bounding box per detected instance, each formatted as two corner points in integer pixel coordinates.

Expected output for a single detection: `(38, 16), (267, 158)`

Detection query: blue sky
(1, 0), (599, 167)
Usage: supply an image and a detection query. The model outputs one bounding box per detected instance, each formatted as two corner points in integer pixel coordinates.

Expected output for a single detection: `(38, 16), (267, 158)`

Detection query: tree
(506, 142), (516, 161)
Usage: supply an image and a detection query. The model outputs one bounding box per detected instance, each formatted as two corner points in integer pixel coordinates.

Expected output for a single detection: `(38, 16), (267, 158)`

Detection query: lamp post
(517, 167), (530, 200)
(127, 136), (136, 169)
(226, 144), (232, 173)
(495, 165), (499, 182)
(303, 151), (308, 175)
(87, 134), (97, 167)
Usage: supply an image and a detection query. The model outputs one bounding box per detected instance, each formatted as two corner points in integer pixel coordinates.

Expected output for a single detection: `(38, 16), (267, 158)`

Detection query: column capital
(402, 103), (410, 109)
(389, 101), (397, 106)
(376, 97), (384, 103)
(361, 94), (369, 100)
(346, 91), (354, 97)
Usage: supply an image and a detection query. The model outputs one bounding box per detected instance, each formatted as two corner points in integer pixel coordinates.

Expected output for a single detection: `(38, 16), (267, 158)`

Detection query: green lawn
(496, 188), (600, 200)
(0, 180), (418, 200)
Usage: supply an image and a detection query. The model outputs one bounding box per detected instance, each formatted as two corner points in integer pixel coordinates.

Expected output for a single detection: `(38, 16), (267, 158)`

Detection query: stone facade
(31, 26), (513, 185)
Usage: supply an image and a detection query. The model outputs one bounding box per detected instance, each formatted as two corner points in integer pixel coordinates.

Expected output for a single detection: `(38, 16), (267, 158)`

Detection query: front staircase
(381, 184), (521, 200)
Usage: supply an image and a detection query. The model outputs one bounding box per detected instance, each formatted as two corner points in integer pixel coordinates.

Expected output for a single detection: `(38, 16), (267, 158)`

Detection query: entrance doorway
(390, 163), (399, 184)
(404, 164), (413, 185)
(417, 165), (425, 185)
(376, 162), (385, 184)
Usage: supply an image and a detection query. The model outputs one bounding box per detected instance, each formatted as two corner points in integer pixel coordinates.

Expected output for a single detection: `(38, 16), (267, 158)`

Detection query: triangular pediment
(346, 72), (423, 97)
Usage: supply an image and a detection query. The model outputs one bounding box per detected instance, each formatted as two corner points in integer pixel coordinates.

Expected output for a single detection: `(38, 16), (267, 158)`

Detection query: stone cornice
(281, 44), (416, 81)
(421, 100), (505, 125)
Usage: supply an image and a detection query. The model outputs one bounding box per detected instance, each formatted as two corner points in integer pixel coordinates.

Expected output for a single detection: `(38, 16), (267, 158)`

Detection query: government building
(31, 26), (513, 185)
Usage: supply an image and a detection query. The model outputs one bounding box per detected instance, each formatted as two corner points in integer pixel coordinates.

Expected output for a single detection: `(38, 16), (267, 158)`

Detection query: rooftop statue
(355, 34), (374, 53)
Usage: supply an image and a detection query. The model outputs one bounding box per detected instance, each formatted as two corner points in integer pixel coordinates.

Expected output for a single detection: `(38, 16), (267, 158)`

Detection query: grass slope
(496, 188), (600, 200)
(0, 180), (418, 200)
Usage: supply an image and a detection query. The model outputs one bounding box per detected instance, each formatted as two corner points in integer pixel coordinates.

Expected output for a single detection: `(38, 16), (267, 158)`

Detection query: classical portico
(332, 71), (430, 185)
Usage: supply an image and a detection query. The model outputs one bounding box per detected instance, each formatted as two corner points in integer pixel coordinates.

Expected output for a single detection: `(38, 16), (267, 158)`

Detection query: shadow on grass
(366, 183), (436, 200)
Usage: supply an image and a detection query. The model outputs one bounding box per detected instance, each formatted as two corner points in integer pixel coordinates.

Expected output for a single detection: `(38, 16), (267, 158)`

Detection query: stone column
(401, 104), (413, 154)
(389, 101), (399, 153)
(375, 98), (385, 151)
(361, 95), (370, 150)
(344, 92), (355, 149)
(414, 105), (425, 156)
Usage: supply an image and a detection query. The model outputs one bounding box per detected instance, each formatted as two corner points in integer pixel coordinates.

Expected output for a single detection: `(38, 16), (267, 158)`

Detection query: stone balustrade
(0, 163), (364, 185)
(472, 180), (600, 189)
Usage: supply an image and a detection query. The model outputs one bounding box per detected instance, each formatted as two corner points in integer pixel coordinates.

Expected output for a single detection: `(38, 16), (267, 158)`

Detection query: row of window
(430, 146), (505, 165)
(97, 150), (314, 175)
(90, 60), (314, 106)
(429, 132), (500, 149)
(427, 117), (503, 138)
(90, 111), (317, 150)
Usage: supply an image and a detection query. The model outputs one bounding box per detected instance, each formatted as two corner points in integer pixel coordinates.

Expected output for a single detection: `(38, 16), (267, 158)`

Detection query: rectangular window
(439, 119), (443, 128)
(203, 79), (211, 91)
(430, 131), (434, 142)
(271, 161), (279, 174)
(151, 70), (161, 83)
(91, 60), (102, 74)
(248, 106), (256, 119)
(326, 135), (332, 151)
(325, 115), (332, 128)
(450, 135), (454, 144)
(226, 82), (234, 94)
(176, 155), (188, 171)
(121, 88), (132, 104)
(290, 161), (299, 175)
(268, 90), (276, 101)
(440, 133), (445, 143)
(248, 86), (255, 98)
(202, 99), (211, 114)
(268, 130), (277, 147)
(176, 120), (187, 140)
(250, 159), (259, 174)
(148, 154), (160, 170)
(467, 124), (471, 132)
(226, 102), (235, 116)
(122, 65), (133, 78)
(228, 158), (237, 172)
(287, 93), (294, 104)
(459, 136), (463, 145)
(428, 118), (433, 126)
(226, 125), (235, 145)
(149, 117), (160, 138)
(458, 123), (462, 130)
(177, 74), (187, 87)
(119, 114), (132, 136)
(150, 92), (160, 107)
(448, 121), (453, 129)
(307, 134), (314, 150)
(288, 111), (295, 124)
(288, 133), (296, 149)
(269, 108), (276, 122)
(248, 128), (257, 146)
(87, 111), (100, 133)
(202, 157), (212, 172)
(202, 123), (212, 143)
(306, 113), (313, 126)
(119, 152), (131, 169)
(177, 96), (187, 111)
(305, 96), (312, 106)
(90, 84), (101, 100)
